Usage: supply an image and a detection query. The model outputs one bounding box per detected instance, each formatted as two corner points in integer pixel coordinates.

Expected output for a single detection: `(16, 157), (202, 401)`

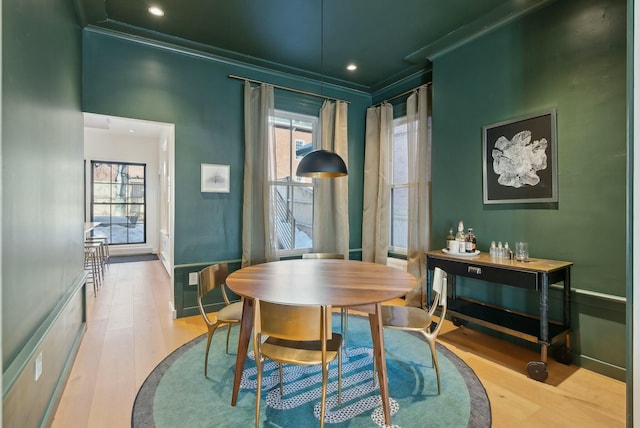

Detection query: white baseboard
(108, 244), (155, 256)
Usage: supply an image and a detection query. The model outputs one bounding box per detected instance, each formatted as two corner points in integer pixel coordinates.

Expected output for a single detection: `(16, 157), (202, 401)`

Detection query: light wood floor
(51, 260), (626, 427)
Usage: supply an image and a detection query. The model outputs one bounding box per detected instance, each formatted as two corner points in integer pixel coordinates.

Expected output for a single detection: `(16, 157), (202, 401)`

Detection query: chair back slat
(426, 267), (446, 316)
(431, 267), (445, 296)
(198, 262), (229, 299)
(429, 268), (448, 337)
(255, 301), (332, 342)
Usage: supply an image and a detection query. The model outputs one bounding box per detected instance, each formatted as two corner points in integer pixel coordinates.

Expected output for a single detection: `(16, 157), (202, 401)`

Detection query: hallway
(51, 261), (205, 428)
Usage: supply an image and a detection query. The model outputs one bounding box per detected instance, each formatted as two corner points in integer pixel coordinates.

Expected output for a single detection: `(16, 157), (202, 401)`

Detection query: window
(272, 111), (317, 253)
(295, 139), (305, 159)
(390, 117), (408, 252)
(91, 161), (146, 244)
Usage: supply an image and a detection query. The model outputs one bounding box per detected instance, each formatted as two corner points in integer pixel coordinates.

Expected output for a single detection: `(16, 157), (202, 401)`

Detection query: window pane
(273, 184), (314, 250)
(273, 185), (294, 250)
(292, 185), (313, 249)
(92, 203), (110, 217)
(295, 139), (305, 159)
(391, 187), (408, 248)
(275, 121), (293, 181)
(93, 183), (111, 203)
(93, 163), (113, 183)
(392, 121), (408, 185)
(126, 204), (144, 244)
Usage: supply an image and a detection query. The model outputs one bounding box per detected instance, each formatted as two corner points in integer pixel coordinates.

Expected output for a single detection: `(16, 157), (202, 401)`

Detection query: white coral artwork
(492, 130), (547, 188)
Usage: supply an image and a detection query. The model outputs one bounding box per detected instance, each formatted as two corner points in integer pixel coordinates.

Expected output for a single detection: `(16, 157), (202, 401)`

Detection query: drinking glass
(515, 242), (529, 261)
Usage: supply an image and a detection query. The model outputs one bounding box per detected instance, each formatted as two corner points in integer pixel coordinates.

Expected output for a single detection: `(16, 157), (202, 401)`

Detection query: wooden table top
(226, 259), (417, 307)
(426, 249), (573, 273)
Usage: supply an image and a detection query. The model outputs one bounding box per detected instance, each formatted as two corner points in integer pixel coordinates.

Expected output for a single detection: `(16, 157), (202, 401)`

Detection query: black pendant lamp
(296, 0), (348, 179)
(296, 149), (348, 178)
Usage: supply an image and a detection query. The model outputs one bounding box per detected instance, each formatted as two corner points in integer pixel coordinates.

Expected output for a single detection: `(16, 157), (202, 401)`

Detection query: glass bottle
(465, 228), (476, 253)
(446, 228), (456, 251)
(455, 221), (465, 253)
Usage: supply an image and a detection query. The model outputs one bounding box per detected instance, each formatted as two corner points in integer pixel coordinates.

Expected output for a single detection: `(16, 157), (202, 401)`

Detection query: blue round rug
(132, 315), (491, 427)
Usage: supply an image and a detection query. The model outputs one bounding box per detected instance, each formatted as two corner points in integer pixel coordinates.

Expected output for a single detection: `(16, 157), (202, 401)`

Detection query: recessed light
(129, 129), (135, 133)
(148, 6), (165, 17)
(346, 64), (357, 71)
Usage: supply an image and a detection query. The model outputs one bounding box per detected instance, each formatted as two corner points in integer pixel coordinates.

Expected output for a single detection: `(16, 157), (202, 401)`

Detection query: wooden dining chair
(380, 267), (448, 394)
(197, 262), (243, 376)
(253, 299), (342, 428)
(302, 253), (350, 344)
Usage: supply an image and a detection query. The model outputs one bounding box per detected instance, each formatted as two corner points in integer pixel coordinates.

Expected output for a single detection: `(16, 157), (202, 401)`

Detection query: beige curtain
(361, 103), (393, 264)
(241, 82), (278, 267)
(405, 86), (432, 308)
(313, 100), (349, 257)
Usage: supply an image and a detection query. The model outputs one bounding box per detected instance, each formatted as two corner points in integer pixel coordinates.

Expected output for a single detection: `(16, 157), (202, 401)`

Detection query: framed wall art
(482, 110), (557, 204)
(201, 163), (230, 193)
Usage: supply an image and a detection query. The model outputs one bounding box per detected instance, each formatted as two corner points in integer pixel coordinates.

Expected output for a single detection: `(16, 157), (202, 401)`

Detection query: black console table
(426, 250), (573, 381)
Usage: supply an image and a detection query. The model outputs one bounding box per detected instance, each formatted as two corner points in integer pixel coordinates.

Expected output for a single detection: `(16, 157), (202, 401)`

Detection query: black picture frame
(482, 110), (557, 204)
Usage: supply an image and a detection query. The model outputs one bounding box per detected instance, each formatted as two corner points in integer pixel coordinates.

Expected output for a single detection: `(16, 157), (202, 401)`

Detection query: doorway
(83, 113), (175, 278)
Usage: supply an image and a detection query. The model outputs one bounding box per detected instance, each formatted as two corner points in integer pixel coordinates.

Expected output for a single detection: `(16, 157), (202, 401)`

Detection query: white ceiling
(83, 113), (172, 139)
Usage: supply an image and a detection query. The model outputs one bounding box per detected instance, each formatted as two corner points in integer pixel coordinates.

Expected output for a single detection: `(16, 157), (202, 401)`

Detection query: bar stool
(89, 232), (110, 269)
(84, 244), (100, 296)
(85, 237), (108, 276)
(84, 240), (105, 284)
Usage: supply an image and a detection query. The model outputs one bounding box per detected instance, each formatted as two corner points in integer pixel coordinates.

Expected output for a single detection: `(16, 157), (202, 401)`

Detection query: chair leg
(255, 358), (263, 428)
(204, 325), (217, 377)
(341, 308), (349, 349)
(372, 358), (376, 387)
(85, 249), (97, 297)
(320, 363), (328, 428)
(338, 346), (342, 404)
(225, 324), (232, 354)
(87, 248), (100, 293)
(428, 338), (441, 395)
(279, 364), (284, 396)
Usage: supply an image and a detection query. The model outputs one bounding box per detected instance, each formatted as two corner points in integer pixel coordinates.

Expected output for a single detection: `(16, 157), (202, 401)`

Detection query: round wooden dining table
(226, 258), (418, 426)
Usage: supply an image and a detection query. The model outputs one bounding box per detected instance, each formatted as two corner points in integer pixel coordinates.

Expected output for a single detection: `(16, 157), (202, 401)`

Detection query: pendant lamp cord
(320, 0), (324, 95)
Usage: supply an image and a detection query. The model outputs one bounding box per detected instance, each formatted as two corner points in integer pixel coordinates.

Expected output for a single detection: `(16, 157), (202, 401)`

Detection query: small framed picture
(201, 164), (230, 193)
(482, 110), (558, 204)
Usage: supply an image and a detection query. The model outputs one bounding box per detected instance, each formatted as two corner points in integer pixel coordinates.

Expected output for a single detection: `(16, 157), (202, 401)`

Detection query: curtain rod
(371, 82), (431, 108)
(228, 74), (350, 104)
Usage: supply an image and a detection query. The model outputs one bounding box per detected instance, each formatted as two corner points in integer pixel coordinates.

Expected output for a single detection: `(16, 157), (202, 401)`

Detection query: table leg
(540, 274), (549, 362)
(231, 298), (254, 406)
(563, 267), (572, 354)
(528, 275), (550, 382)
(368, 303), (392, 425)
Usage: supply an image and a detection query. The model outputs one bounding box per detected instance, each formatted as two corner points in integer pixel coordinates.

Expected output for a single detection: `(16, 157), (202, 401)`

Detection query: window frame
(270, 109), (318, 257)
(90, 160), (147, 245)
(389, 115), (409, 255)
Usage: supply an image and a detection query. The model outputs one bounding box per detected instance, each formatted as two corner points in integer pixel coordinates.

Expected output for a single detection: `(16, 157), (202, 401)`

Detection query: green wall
(82, 0), (627, 378)
(82, 31), (371, 317)
(432, 0), (627, 378)
(0, 1), (629, 426)
(2, 0), (85, 426)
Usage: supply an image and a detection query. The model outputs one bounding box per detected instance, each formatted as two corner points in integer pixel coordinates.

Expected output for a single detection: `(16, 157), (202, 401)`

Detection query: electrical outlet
(35, 352), (43, 381)
(188, 272), (198, 286)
